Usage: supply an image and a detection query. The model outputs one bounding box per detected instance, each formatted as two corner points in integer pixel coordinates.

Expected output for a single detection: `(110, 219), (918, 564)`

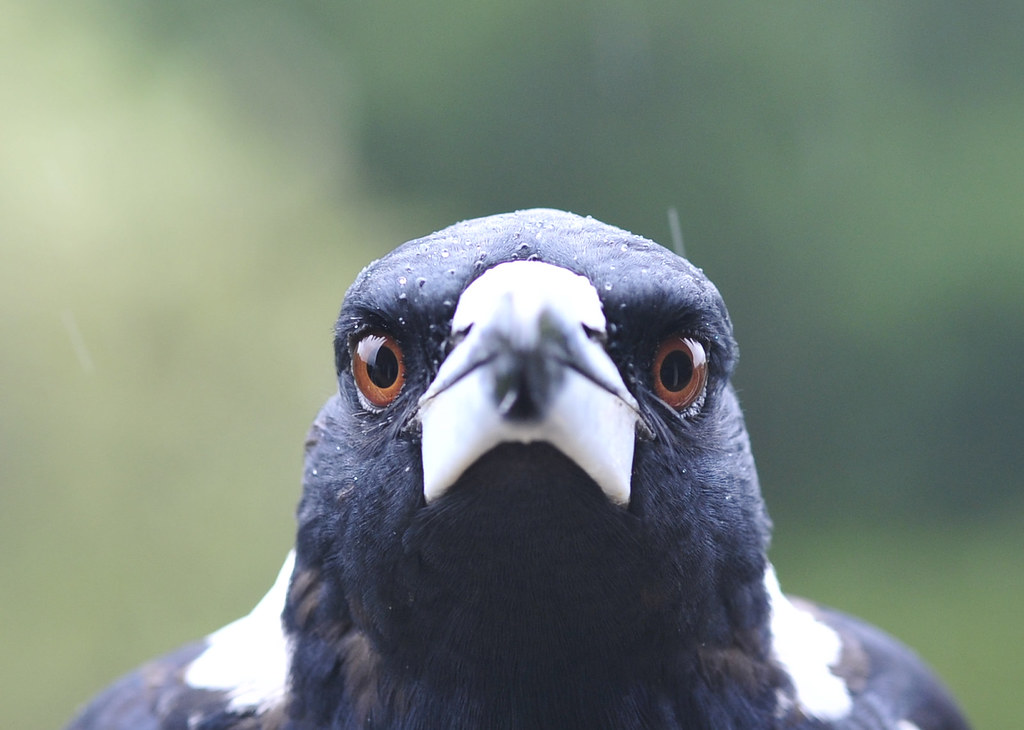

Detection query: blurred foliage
(1, 1), (1020, 727)
(105, 0), (1024, 521)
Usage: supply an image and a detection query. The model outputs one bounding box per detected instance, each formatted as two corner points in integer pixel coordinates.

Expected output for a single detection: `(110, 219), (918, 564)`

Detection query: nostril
(443, 327), (469, 358)
(581, 323), (606, 344)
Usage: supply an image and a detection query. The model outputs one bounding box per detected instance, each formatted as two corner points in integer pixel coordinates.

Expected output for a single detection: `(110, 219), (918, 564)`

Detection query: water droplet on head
(398, 276), (407, 286)
(397, 293), (407, 301)
(440, 248), (450, 258)
(604, 282), (613, 291)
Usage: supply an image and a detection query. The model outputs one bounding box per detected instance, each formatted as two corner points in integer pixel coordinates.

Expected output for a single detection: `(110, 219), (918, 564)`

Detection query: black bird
(66, 210), (970, 730)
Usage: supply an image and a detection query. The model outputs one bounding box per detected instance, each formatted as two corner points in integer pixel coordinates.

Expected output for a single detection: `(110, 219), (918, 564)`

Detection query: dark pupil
(659, 350), (693, 392)
(367, 344), (399, 388)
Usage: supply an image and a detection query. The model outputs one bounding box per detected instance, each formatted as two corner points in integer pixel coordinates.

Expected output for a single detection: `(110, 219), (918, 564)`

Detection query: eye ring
(352, 331), (405, 408)
(652, 335), (708, 413)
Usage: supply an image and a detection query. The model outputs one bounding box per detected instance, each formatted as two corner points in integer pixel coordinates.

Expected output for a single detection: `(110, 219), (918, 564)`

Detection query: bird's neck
(291, 604), (783, 729)
(287, 548), (783, 729)
(285, 445), (782, 727)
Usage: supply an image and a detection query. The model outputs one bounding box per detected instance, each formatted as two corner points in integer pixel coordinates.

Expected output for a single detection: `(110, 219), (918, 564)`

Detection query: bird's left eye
(652, 335), (707, 413)
(352, 331), (405, 408)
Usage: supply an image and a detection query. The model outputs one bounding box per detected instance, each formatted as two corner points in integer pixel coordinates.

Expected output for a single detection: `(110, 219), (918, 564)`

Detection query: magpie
(66, 209), (970, 729)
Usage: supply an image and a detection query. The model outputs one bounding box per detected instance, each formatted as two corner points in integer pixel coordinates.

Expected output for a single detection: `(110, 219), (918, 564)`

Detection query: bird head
(289, 209), (772, 691)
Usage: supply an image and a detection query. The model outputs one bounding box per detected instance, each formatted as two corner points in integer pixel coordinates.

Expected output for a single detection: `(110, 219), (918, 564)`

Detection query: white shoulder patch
(764, 564), (852, 721)
(185, 551), (295, 712)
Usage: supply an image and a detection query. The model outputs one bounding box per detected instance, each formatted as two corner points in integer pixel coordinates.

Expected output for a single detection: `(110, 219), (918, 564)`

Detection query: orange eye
(352, 331), (405, 408)
(652, 335), (707, 412)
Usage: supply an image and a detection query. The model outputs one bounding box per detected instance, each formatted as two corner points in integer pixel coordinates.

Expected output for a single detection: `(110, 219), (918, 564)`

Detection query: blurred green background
(2, 1), (1020, 726)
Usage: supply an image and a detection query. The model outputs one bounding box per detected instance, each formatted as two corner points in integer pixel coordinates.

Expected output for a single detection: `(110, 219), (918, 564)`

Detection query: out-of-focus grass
(0, 5), (410, 726)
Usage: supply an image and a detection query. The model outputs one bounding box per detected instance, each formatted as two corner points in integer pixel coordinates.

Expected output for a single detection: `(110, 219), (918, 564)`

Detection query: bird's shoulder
(789, 595), (970, 730)
(65, 556), (295, 730)
(63, 641), (276, 730)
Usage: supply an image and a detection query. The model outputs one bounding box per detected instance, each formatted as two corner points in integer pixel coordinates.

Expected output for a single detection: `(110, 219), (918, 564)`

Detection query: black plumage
(66, 210), (970, 729)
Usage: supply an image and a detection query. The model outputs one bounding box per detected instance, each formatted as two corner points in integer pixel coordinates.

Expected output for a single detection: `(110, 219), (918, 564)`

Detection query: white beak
(417, 261), (647, 506)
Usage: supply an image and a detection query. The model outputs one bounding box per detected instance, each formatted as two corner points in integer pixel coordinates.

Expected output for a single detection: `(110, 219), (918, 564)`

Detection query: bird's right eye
(352, 331), (405, 408)
(651, 335), (707, 414)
